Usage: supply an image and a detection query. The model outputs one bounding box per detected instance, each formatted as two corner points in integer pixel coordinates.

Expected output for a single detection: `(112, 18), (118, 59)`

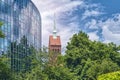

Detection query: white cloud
(100, 14), (120, 45)
(82, 10), (103, 20)
(88, 31), (99, 41)
(80, 2), (104, 20)
(103, 14), (120, 34)
(102, 25), (120, 44)
(85, 19), (98, 29)
(86, 13), (120, 45)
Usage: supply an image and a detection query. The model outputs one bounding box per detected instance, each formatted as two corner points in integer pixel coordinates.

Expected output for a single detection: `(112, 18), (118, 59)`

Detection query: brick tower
(49, 35), (61, 53)
(49, 15), (61, 64)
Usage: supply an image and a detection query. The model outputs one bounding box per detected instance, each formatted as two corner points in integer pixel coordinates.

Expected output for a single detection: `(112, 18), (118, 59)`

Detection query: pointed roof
(49, 14), (61, 46)
(53, 14), (57, 39)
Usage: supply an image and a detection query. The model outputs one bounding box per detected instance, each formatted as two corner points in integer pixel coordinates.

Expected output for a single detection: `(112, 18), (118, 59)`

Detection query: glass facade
(0, 0), (41, 71)
(0, 0), (41, 53)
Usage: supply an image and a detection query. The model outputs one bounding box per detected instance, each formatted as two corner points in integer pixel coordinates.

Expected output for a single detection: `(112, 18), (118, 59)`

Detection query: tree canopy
(65, 31), (120, 80)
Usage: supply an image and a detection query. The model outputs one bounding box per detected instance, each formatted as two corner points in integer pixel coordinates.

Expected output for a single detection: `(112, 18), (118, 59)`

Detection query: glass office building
(0, 0), (41, 52)
(0, 0), (41, 71)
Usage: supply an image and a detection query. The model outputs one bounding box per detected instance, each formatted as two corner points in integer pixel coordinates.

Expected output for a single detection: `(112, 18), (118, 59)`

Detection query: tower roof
(49, 35), (61, 46)
(53, 14), (57, 39)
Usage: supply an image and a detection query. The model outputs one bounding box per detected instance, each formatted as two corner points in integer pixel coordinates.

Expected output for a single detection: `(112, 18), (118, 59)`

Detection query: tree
(97, 71), (120, 80)
(0, 56), (15, 80)
(85, 58), (119, 80)
(65, 31), (120, 80)
(43, 55), (78, 80)
(21, 48), (77, 80)
(0, 22), (5, 38)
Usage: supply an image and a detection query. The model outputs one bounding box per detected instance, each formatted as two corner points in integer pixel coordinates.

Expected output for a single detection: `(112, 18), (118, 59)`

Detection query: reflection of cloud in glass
(0, 0), (41, 53)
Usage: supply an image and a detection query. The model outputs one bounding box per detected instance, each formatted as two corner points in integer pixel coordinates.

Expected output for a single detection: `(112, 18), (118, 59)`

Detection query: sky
(32, 0), (120, 53)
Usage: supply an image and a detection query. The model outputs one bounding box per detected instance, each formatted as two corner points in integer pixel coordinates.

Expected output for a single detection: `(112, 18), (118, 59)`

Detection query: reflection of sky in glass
(0, 0), (41, 53)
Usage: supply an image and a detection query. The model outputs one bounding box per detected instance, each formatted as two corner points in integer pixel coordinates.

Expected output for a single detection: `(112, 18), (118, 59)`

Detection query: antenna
(54, 13), (56, 31)
(53, 13), (57, 39)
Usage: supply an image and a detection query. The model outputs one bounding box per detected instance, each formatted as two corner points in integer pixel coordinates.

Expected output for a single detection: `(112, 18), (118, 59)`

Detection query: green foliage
(25, 65), (48, 80)
(0, 56), (15, 80)
(0, 22), (5, 38)
(65, 31), (120, 80)
(44, 65), (77, 80)
(85, 58), (119, 79)
(43, 55), (77, 80)
(22, 48), (77, 80)
(24, 48), (49, 80)
(98, 71), (120, 80)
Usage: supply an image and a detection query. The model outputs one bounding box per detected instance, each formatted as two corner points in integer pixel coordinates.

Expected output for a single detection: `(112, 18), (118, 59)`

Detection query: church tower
(49, 14), (61, 54)
(49, 15), (61, 64)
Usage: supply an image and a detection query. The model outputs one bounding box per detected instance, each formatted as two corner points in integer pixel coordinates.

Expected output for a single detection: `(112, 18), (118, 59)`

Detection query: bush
(98, 71), (120, 80)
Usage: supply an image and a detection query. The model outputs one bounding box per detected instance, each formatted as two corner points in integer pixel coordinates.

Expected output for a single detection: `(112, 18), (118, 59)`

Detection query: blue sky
(91, 0), (120, 14)
(32, 0), (120, 53)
